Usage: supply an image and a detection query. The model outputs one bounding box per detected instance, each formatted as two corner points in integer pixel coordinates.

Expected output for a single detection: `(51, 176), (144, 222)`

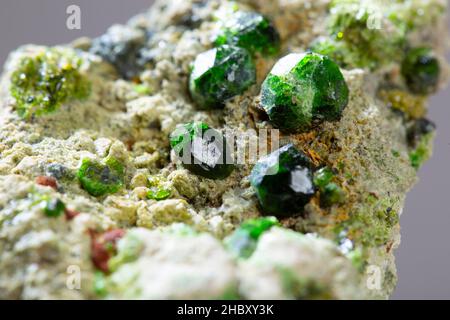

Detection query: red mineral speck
(35, 176), (58, 190)
(90, 229), (126, 273)
(64, 208), (80, 220)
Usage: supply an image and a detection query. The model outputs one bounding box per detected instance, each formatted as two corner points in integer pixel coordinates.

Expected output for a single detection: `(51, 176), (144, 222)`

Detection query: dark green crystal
(250, 144), (315, 216)
(408, 119), (435, 170)
(225, 217), (278, 258)
(260, 52), (349, 132)
(407, 118), (436, 148)
(77, 157), (124, 197)
(189, 45), (256, 109)
(401, 47), (440, 95)
(169, 122), (234, 180)
(214, 11), (280, 56)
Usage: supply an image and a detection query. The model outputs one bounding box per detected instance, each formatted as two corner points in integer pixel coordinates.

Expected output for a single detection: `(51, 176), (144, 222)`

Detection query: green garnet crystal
(10, 48), (90, 119)
(189, 45), (256, 109)
(214, 11), (281, 56)
(250, 144), (316, 216)
(147, 176), (172, 201)
(43, 198), (66, 217)
(225, 217), (279, 258)
(77, 157), (125, 197)
(401, 47), (440, 95)
(313, 167), (345, 207)
(169, 122), (234, 180)
(260, 52), (349, 132)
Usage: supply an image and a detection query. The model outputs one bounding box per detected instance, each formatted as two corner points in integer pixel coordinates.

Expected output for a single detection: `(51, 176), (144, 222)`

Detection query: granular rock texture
(0, 0), (448, 299)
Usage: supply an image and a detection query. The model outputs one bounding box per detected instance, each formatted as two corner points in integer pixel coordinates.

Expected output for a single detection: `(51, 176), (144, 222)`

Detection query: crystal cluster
(10, 48), (90, 118)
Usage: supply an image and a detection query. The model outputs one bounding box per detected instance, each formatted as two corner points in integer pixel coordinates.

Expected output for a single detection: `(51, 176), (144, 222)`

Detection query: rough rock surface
(0, 0), (448, 299)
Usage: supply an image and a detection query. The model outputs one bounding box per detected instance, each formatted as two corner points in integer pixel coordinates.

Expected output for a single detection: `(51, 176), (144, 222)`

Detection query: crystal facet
(215, 11), (281, 56)
(250, 144), (315, 216)
(189, 45), (256, 109)
(170, 122), (234, 180)
(260, 52), (349, 132)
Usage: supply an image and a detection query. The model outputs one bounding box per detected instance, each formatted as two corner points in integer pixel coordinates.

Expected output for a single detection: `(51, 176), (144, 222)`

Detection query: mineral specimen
(0, 0), (448, 301)
(225, 217), (279, 258)
(260, 52), (349, 132)
(77, 157), (125, 197)
(42, 198), (66, 218)
(90, 24), (148, 80)
(189, 45), (256, 109)
(170, 122), (234, 179)
(146, 176), (172, 200)
(214, 11), (281, 56)
(250, 144), (315, 216)
(313, 167), (346, 207)
(10, 48), (90, 118)
(402, 47), (441, 95)
(407, 118), (436, 148)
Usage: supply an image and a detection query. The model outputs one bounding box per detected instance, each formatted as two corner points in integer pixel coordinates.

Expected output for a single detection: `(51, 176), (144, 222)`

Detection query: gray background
(0, 0), (448, 299)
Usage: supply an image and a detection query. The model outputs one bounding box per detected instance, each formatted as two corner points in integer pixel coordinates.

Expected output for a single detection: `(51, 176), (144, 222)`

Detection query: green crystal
(401, 47), (440, 95)
(328, 0), (406, 69)
(308, 37), (347, 67)
(214, 11), (281, 56)
(43, 198), (66, 217)
(225, 217), (278, 258)
(314, 167), (345, 207)
(189, 45), (256, 109)
(260, 52), (349, 132)
(93, 271), (108, 298)
(321, 182), (346, 206)
(170, 122), (234, 180)
(409, 131), (433, 170)
(147, 176), (172, 200)
(313, 167), (334, 188)
(147, 188), (171, 200)
(77, 157), (124, 197)
(10, 48), (90, 119)
(239, 216), (279, 239)
(250, 144), (315, 216)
